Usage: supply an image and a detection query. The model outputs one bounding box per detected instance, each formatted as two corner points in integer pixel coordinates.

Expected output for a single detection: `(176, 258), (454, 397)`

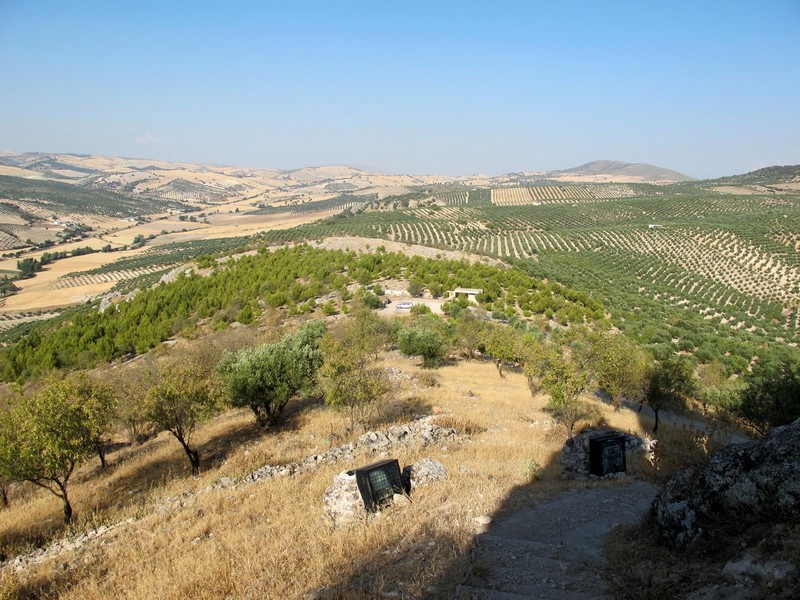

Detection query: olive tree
(144, 362), (223, 474)
(320, 317), (390, 430)
(109, 360), (158, 444)
(483, 324), (524, 377)
(71, 373), (117, 468)
(0, 380), (99, 523)
(736, 352), (800, 435)
(398, 326), (447, 368)
(454, 313), (485, 360)
(532, 344), (594, 439)
(645, 359), (696, 433)
(588, 331), (648, 410)
(218, 321), (326, 428)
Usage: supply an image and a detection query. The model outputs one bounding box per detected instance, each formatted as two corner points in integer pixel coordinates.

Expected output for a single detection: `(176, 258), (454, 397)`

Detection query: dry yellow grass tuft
(0, 356), (665, 599)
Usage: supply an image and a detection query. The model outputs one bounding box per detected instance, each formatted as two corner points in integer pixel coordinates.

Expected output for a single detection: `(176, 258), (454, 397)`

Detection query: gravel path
(456, 480), (657, 599)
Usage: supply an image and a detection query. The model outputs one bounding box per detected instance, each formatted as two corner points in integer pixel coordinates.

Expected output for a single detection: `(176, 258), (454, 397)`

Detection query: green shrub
(398, 327), (446, 368)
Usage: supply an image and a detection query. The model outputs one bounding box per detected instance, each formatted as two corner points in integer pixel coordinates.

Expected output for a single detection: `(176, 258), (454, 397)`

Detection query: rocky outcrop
(98, 289), (139, 313)
(98, 291), (122, 313)
(322, 470), (365, 526)
(652, 418), (800, 549)
(1, 520), (134, 573)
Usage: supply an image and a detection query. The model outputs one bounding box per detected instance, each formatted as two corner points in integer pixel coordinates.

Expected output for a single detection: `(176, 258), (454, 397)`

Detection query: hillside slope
(713, 164), (800, 185)
(560, 160), (695, 182)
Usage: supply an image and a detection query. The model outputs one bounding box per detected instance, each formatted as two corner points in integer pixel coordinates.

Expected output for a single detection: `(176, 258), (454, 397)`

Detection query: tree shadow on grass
(303, 404), (670, 599)
(298, 457), (569, 599)
(296, 526), (470, 599)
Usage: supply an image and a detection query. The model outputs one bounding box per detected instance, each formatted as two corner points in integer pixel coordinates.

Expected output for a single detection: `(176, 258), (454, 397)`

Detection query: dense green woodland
(0, 245), (602, 382)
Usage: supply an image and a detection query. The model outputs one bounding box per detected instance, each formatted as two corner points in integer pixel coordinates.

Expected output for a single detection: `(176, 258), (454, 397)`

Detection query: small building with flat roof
(446, 287), (482, 303)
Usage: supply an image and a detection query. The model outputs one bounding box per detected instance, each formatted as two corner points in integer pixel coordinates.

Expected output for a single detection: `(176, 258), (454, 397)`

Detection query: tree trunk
(57, 482), (73, 524)
(62, 495), (73, 524)
(495, 358), (503, 377)
(177, 436), (201, 475)
(1, 485), (8, 508)
(653, 408), (660, 433)
(96, 443), (107, 469)
(252, 406), (269, 428)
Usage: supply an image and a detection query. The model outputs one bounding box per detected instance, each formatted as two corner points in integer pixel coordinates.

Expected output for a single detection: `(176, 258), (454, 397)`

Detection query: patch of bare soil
(311, 236), (506, 267)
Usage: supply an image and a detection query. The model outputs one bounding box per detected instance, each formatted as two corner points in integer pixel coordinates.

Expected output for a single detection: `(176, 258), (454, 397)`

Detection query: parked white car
(396, 301), (414, 309)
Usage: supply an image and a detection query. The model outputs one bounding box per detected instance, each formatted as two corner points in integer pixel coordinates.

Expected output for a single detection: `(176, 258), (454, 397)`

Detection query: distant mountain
(558, 160), (695, 182)
(0, 152), (455, 200)
(713, 164), (800, 185)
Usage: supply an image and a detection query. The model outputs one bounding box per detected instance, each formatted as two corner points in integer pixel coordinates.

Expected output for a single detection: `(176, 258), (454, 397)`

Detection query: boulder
(721, 551), (796, 584)
(409, 458), (447, 489)
(652, 418), (800, 548)
(322, 470), (367, 526)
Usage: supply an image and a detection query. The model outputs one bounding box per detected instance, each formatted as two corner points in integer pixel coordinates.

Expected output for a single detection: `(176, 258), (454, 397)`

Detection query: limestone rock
(98, 292), (121, 314)
(392, 493), (411, 507)
(652, 418), (800, 549)
(473, 515), (492, 534)
(409, 458), (447, 489)
(322, 470), (367, 526)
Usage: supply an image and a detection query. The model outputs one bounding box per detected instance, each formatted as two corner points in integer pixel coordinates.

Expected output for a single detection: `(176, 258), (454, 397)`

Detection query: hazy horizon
(1, 1), (798, 179)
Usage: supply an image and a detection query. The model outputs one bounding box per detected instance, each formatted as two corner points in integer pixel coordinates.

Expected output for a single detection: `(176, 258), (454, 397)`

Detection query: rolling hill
(559, 160), (695, 182)
(713, 164), (800, 185)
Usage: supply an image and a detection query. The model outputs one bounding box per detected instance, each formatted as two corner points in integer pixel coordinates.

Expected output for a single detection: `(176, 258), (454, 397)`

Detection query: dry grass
(429, 415), (486, 436)
(1, 355), (666, 599)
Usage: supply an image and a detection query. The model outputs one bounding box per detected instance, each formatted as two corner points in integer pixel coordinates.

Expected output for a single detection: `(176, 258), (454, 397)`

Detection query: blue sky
(1, 0), (798, 178)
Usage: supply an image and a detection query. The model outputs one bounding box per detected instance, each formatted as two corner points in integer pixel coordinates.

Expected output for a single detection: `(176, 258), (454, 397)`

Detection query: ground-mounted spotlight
(350, 459), (409, 512)
(588, 432), (627, 476)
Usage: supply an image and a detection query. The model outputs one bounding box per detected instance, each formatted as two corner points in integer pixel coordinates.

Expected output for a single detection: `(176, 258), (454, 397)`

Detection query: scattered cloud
(134, 133), (165, 146)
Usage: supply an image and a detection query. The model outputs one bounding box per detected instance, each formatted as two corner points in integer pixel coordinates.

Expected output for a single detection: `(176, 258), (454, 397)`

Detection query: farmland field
(2, 162), (799, 372)
(257, 178), (800, 364)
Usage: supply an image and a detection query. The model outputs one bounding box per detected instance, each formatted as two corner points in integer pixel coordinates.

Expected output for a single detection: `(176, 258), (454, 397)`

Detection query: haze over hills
(0, 151), (696, 202)
(559, 160), (696, 182)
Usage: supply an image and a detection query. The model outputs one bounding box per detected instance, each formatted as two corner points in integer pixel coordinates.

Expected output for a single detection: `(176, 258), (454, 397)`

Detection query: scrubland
(0, 353), (688, 599)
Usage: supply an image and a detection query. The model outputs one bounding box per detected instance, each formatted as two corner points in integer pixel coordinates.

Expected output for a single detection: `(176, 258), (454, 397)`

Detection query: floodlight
(588, 433), (627, 476)
(350, 459), (407, 512)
